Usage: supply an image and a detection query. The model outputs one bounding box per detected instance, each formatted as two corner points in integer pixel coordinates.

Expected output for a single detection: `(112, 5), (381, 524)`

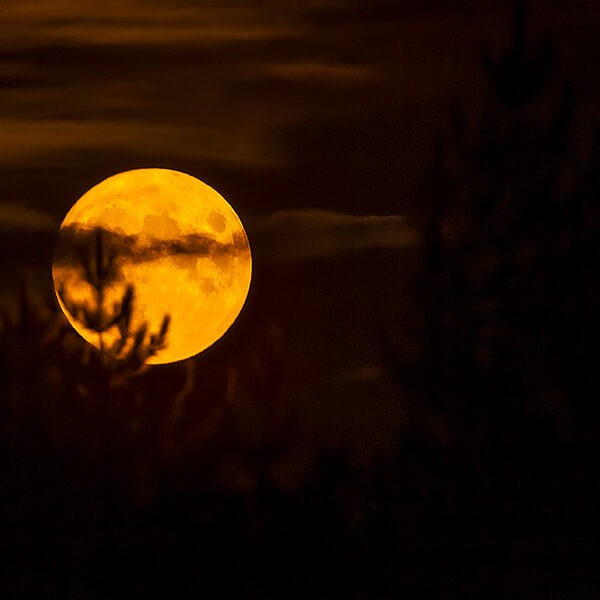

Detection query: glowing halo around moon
(52, 168), (252, 365)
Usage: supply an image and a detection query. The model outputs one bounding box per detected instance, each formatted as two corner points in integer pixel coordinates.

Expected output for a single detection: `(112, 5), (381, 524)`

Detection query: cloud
(0, 2), (301, 171)
(0, 1), (299, 47)
(0, 118), (282, 168)
(53, 224), (249, 271)
(1, 203), (417, 265)
(257, 61), (378, 83)
(0, 202), (59, 231)
(0, 0), (490, 177)
(248, 209), (418, 263)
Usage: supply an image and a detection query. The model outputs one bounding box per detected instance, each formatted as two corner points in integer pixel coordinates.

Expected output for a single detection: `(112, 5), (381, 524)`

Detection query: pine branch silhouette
(56, 227), (170, 371)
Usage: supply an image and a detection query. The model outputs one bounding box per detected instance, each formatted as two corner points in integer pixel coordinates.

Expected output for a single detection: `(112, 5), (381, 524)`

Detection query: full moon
(52, 168), (252, 364)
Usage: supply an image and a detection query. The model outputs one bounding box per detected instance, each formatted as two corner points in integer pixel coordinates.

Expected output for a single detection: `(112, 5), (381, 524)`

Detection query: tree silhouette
(56, 227), (170, 371)
(393, 0), (600, 445)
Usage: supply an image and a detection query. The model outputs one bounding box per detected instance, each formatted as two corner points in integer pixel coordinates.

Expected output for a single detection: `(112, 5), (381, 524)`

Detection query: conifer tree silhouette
(391, 0), (599, 444)
(56, 227), (170, 371)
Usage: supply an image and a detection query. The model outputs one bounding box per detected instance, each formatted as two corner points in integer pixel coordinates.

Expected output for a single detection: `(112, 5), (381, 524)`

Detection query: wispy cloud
(0, 1), (299, 47)
(257, 61), (377, 83)
(0, 0), (481, 176)
(1, 203), (417, 263)
(249, 209), (418, 263)
(0, 118), (282, 168)
(0, 202), (58, 231)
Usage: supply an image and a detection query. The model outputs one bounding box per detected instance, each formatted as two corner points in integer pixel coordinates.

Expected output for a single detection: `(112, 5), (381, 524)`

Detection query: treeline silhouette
(2, 4), (598, 597)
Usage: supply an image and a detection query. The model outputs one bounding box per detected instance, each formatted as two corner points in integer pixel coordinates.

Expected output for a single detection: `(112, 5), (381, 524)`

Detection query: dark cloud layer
(53, 223), (249, 271)
(3, 0), (597, 219)
(5, 202), (415, 266)
(249, 210), (417, 263)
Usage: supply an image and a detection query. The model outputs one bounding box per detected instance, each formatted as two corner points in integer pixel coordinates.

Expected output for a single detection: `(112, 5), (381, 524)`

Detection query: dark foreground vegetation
(1, 4), (598, 598)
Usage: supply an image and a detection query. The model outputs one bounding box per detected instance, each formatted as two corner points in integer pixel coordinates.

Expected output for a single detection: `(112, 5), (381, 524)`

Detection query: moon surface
(52, 168), (252, 364)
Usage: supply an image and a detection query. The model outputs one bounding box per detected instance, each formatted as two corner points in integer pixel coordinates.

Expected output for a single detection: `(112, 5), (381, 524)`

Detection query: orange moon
(52, 168), (252, 364)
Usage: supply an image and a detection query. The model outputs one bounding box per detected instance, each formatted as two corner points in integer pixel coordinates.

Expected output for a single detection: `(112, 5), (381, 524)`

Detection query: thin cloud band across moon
(52, 168), (252, 365)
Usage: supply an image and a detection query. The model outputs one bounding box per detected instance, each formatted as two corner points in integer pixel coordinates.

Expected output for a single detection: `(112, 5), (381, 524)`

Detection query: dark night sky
(1, 0), (599, 461)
